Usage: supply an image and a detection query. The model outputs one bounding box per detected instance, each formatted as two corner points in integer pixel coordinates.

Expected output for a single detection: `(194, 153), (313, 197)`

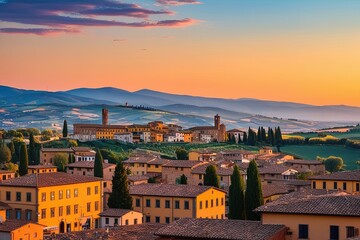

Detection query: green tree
(148, 177), (156, 183)
(243, 132), (248, 143)
(179, 174), (188, 185)
(257, 127), (262, 142)
(0, 143), (11, 165)
(94, 149), (104, 178)
(53, 153), (68, 172)
(4, 162), (18, 172)
(107, 162), (133, 209)
(229, 165), (246, 219)
(275, 127), (283, 151)
(7, 141), (15, 155)
(28, 133), (37, 165)
(19, 143), (29, 176)
(245, 160), (263, 220)
(67, 139), (78, 147)
(204, 165), (220, 188)
(100, 149), (120, 164)
(261, 127), (266, 142)
(247, 128), (257, 146)
(175, 148), (188, 160)
(62, 120), (68, 138)
(68, 154), (75, 164)
(41, 129), (53, 141)
(317, 156), (344, 173)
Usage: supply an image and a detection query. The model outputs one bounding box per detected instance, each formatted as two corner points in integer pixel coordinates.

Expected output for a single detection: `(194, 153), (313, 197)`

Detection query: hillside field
(281, 145), (360, 170)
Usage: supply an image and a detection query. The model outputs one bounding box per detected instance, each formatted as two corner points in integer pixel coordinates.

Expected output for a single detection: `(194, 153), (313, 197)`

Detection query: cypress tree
(204, 165), (220, 188)
(62, 120), (68, 138)
(94, 149), (104, 178)
(19, 143), (28, 176)
(245, 160), (263, 220)
(247, 129), (256, 146)
(261, 127), (266, 142)
(179, 174), (187, 184)
(229, 165), (246, 219)
(7, 141), (15, 155)
(231, 134), (236, 144)
(28, 133), (36, 165)
(257, 127), (262, 142)
(107, 161), (132, 209)
(243, 132), (248, 143)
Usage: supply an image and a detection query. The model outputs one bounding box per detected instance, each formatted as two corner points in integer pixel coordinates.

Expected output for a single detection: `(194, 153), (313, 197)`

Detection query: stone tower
(102, 108), (109, 125)
(214, 114), (220, 130)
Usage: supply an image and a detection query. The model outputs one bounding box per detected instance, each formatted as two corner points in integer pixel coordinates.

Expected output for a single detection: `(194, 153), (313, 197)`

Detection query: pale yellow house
(256, 191), (360, 240)
(99, 209), (143, 228)
(0, 171), (16, 181)
(28, 165), (57, 174)
(309, 170), (360, 193)
(124, 155), (158, 176)
(0, 172), (102, 234)
(130, 184), (226, 224)
(162, 160), (208, 184)
(189, 150), (217, 161)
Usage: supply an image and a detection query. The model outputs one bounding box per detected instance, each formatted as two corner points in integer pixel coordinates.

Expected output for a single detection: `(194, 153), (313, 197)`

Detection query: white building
(99, 209), (143, 228)
(72, 134), (96, 142)
(140, 132), (151, 143)
(200, 134), (212, 143)
(114, 132), (133, 143)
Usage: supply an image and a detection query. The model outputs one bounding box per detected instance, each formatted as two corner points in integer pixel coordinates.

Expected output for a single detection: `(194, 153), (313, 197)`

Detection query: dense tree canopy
(107, 162), (132, 209)
(229, 165), (246, 219)
(204, 165), (220, 188)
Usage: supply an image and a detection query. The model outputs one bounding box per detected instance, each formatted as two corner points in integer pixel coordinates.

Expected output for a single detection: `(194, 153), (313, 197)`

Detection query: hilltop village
(0, 109), (359, 240)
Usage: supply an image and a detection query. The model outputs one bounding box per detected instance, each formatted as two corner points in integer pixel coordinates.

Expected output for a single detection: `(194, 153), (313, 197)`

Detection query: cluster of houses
(72, 109), (232, 143)
(1, 144), (360, 240)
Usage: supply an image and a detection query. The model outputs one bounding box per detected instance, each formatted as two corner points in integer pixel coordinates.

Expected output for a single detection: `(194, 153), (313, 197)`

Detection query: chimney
(102, 108), (109, 125)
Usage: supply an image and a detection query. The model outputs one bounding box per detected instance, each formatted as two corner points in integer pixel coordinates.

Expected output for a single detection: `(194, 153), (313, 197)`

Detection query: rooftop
(99, 209), (141, 218)
(258, 165), (296, 175)
(125, 156), (157, 164)
(128, 175), (150, 182)
(40, 148), (73, 153)
(155, 218), (286, 240)
(28, 165), (57, 169)
(191, 163), (234, 176)
(0, 220), (44, 233)
(262, 183), (293, 198)
(130, 184), (225, 198)
(188, 126), (218, 131)
(309, 170), (360, 181)
(163, 160), (206, 168)
(0, 172), (101, 188)
(256, 191), (360, 217)
(285, 159), (324, 165)
(66, 161), (115, 169)
(71, 147), (95, 152)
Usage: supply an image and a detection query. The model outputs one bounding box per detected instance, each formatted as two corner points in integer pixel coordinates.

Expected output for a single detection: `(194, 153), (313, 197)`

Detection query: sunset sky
(1, 0), (360, 106)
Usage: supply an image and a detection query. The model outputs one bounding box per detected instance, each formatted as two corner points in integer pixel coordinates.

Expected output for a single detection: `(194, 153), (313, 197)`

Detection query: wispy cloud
(0, 0), (197, 35)
(156, 0), (202, 6)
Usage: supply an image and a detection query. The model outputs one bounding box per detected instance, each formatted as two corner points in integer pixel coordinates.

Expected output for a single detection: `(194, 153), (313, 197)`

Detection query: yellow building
(0, 219), (45, 240)
(99, 209), (143, 228)
(150, 132), (164, 142)
(162, 161), (208, 184)
(256, 191), (360, 240)
(259, 147), (273, 155)
(0, 170), (16, 181)
(189, 150), (217, 161)
(0, 172), (102, 234)
(124, 154), (168, 176)
(130, 184), (226, 224)
(28, 165), (57, 174)
(309, 170), (360, 193)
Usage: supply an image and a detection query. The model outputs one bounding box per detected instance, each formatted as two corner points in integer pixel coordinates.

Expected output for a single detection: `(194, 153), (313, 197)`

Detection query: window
(59, 206), (63, 217)
(216, 198), (219, 206)
(74, 188), (78, 197)
(50, 207), (55, 218)
(74, 205), (78, 214)
(134, 219), (138, 225)
(347, 226), (356, 238)
(42, 192), (46, 201)
(156, 199), (161, 208)
(124, 219), (129, 225)
(16, 192), (21, 201)
(66, 189), (71, 199)
(87, 187), (91, 196)
(298, 224), (308, 239)
(95, 201), (99, 211)
(175, 200), (180, 209)
(211, 199), (214, 207)
(15, 209), (21, 219)
(146, 216), (151, 223)
(6, 191), (11, 201)
(115, 218), (119, 225)
(50, 191), (55, 201)
(26, 210), (32, 220)
(184, 201), (189, 209)
(200, 201), (202, 209)
(87, 202), (91, 212)
(41, 209), (46, 219)
(322, 181), (326, 189)
(330, 225), (339, 240)
(199, 174), (202, 180)
(155, 216), (160, 223)
(343, 182), (347, 190)
(205, 200), (208, 208)
(146, 199), (151, 207)
(95, 186), (99, 195)
(312, 181), (316, 189)
(165, 217), (170, 224)
(221, 198), (224, 206)
(6, 210), (10, 219)
(136, 199), (141, 207)
(165, 200), (170, 208)
(59, 190), (63, 200)
(357, 183), (360, 192)
(66, 205), (71, 215)
(26, 192), (31, 202)
(334, 182), (338, 189)
(105, 218), (109, 225)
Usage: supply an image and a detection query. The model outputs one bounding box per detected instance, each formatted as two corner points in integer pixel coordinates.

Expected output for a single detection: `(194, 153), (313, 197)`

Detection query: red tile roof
(163, 160), (206, 168)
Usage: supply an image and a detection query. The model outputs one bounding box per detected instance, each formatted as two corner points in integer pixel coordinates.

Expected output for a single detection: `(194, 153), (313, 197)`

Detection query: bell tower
(214, 114), (220, 130)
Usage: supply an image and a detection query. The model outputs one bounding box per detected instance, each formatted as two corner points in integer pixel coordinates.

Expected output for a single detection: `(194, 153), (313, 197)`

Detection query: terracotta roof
(256, 192), (360, 217)
(28, 165), (57, 169)
(99, 209), (141, 217)
(0, 170), (15, 174)
(0, 220), (44, 232)
(147, 158), (169, 165)
(0, 172), (101, 188)
(40, 148), (73, 153)
(188, 126), (218, 131)
(73, 123), (126, 129)
(258, 165), (296, 175)
(163, 160), (206, 168)
(0, 201), (11, 210)
(130, 184), (225, 198)
(155, 218), (286, 240)
(124, 156), (157, 164)
(285, 159), (323, 165)
(128, 175), (150, 182)
(191, 163), (233, 176)
(309, 170), (360, 181)
(71, 147), (95, 152)
(66, 161), (115, 169)
(51, 223), (163, 240)
(262, 183), (293, 198)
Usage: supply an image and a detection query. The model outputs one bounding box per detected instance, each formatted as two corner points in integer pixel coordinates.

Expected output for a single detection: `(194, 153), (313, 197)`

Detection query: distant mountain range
(0, 85), (359, 132)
